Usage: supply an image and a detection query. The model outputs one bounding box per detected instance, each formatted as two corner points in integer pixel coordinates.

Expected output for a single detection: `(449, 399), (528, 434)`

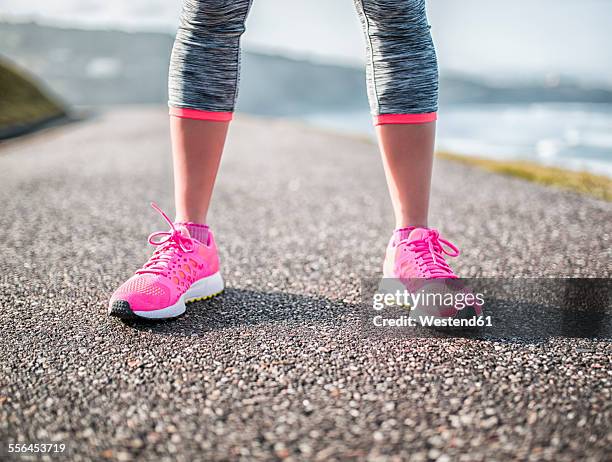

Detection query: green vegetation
(437, 151), (612, 202)
(0, 58), (65, 132)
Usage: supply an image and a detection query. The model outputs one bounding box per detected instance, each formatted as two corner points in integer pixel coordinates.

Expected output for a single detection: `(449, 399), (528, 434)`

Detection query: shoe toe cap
(108, 300), (138, 320)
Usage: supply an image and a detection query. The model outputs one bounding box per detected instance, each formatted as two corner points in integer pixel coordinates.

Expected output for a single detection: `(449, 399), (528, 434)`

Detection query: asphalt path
(0, 108), (610, 461)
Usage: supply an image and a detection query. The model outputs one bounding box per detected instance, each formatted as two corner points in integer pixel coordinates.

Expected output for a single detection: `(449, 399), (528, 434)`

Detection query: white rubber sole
(132, 271), (224, 319)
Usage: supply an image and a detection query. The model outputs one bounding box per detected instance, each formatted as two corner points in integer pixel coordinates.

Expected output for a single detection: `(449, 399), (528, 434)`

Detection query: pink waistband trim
(169, 106), (233, 122)
(375, 112), (437, 126)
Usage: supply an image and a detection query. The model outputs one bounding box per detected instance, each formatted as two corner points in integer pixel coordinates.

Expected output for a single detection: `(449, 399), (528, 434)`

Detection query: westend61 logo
(370, 281), (492, 328)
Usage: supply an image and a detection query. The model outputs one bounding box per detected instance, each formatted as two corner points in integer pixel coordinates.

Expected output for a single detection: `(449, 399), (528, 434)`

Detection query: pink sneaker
(108, 203), (224, 320)
(383, 227), (460, 279)
(382, 228), (484, 318)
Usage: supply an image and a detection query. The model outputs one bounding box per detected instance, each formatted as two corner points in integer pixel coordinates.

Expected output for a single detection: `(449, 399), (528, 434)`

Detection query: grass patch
(0, 58), (65, 131)
(437, 151), (612, 202)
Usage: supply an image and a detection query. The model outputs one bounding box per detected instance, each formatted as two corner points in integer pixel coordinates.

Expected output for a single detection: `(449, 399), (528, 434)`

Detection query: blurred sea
(1, 0), (611, 177)
(306, 104), (612, 177)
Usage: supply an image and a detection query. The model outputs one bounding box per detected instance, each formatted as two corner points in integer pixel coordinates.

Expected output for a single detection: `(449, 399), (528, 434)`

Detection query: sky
(1, 0), (611, 86)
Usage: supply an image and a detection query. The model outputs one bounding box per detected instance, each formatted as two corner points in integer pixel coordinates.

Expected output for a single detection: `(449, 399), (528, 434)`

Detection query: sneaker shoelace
(135, 202), (195, 277)
(402, 229), (460, 279)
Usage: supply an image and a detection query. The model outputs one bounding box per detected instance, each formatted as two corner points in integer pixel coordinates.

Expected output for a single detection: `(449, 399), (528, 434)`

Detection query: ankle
(393, 226), (414, 245)
(175, 221), (210, 243)
(395, 223), (427, 229)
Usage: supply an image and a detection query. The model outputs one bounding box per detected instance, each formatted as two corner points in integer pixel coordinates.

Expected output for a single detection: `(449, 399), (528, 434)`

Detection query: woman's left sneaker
(382, 227), (482, 318)
(383, 227), (460, 279)
(108, 203), (224, 320)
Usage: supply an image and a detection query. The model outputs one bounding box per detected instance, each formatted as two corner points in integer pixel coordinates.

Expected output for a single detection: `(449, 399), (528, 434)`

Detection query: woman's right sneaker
(108, 203), (224, 320)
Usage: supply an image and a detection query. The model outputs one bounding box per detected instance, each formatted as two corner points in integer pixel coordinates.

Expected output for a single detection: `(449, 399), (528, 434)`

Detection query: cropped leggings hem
(374, 112), (437, 126)
(169, 106), (437, 125)
(169, 106), (233, 122)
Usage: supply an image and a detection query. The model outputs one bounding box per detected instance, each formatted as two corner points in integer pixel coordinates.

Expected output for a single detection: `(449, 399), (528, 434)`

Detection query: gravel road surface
(1, 108), (610, 461)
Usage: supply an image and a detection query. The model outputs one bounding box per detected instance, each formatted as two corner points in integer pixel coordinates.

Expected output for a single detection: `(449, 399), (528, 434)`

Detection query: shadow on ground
(122, 288), (351, 336)
(119, 284), (612, 342)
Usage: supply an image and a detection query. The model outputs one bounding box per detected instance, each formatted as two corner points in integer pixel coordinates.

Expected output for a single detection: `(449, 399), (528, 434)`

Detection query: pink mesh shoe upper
(111, 274), (172, 310)
(383, 229), (483, 317)
(109, 203), (220, 312)
(387, 228), (459, 279)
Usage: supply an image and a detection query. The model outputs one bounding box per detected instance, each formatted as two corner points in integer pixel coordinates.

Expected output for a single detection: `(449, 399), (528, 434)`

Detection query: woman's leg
(377, 123), (435, 228)
(108, 0), (253, 320)
(355, 0), (461, 278)
(353, 0), (438, 229)
(170, 118), (229, 224)
(168, 0), (253, 223)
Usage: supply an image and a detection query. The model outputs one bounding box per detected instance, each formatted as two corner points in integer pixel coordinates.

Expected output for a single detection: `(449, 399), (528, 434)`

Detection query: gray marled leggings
(169, 0), (438, 125)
